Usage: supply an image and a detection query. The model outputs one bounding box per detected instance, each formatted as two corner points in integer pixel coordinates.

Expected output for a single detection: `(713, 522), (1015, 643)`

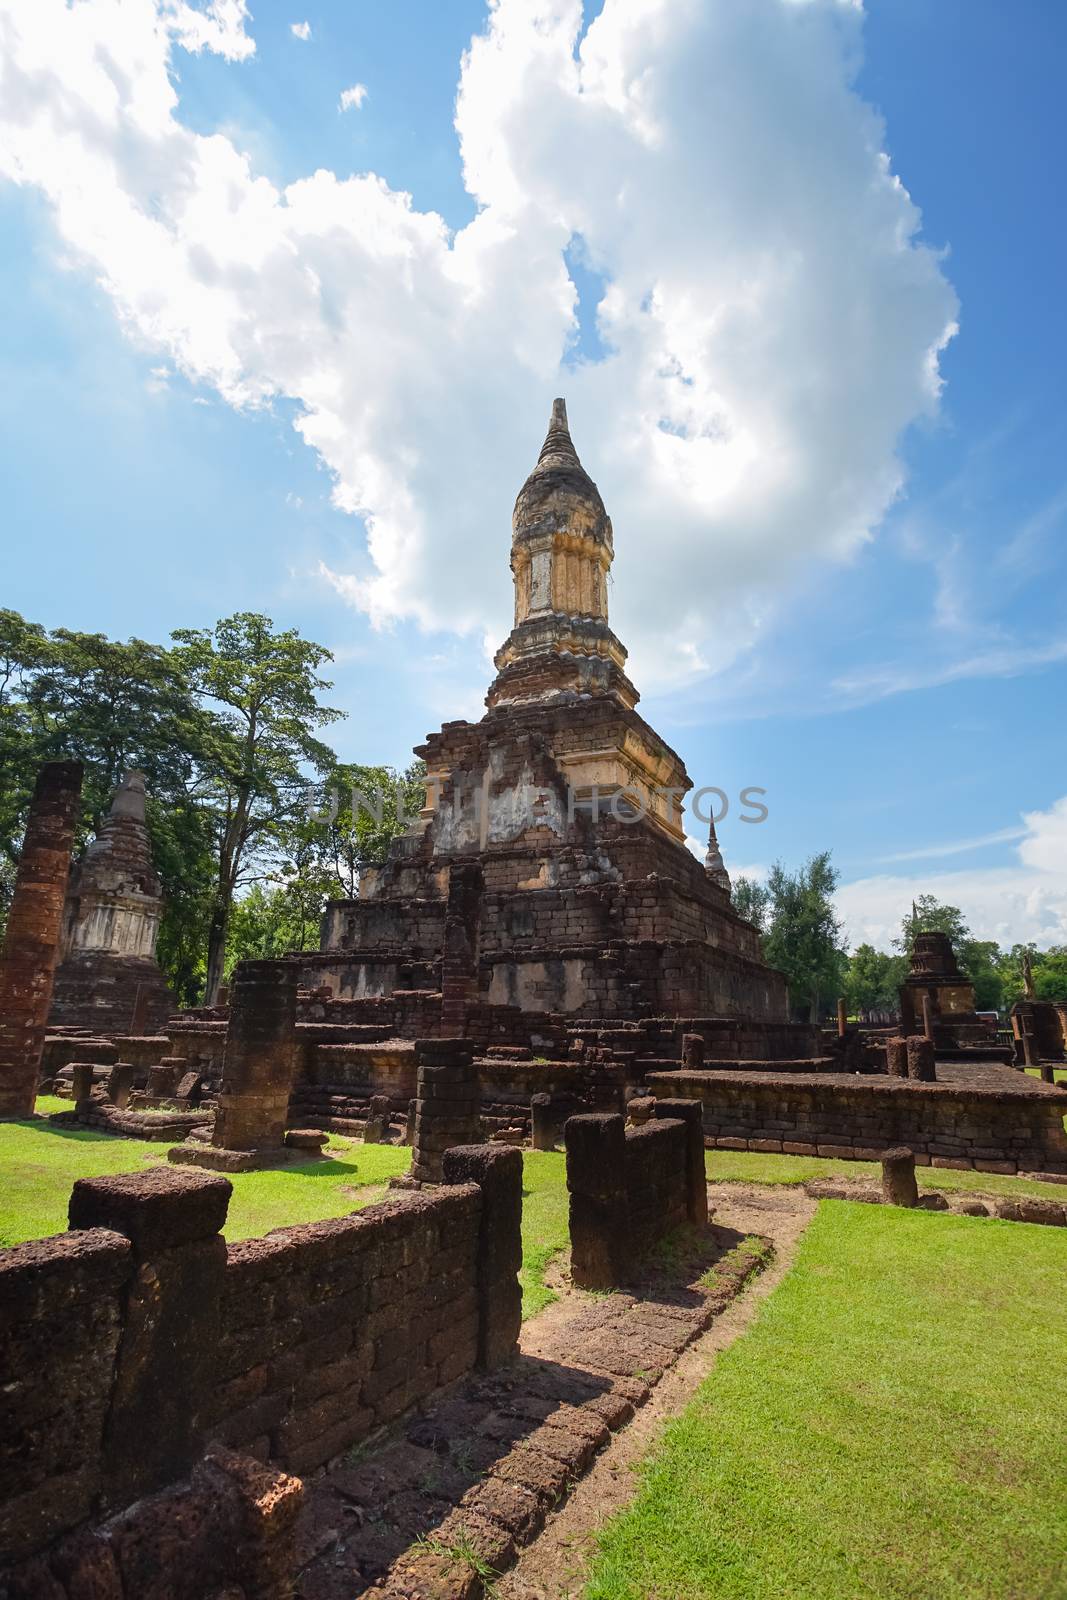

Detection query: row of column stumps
(884, 1035), (936, 1081)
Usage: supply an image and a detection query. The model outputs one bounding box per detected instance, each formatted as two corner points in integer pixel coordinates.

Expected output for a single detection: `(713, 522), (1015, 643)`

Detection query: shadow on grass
(16, 1115), (137, 1146)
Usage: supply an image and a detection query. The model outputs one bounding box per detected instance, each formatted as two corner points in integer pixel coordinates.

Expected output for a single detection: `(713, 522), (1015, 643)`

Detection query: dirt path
(498, 1183), (816, 1600)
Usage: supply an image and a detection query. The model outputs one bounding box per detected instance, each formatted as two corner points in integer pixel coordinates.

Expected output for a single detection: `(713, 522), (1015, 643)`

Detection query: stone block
(106, 1062), (136, 1109)
(69, 1166), (232, 1251)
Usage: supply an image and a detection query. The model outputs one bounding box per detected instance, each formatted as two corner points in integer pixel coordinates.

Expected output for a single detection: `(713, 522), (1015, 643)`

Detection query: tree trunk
(203, 897), (231, 1005)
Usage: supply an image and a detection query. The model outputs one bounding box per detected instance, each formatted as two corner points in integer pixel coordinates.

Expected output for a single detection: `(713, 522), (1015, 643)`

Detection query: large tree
(732, 875), (771, 934)
(0, 608), (214, 963)
(844, 943), (907, 1020)
(171, 613), (343, 1003)
(893, 893), (970, 956)
(224, 762), (425, 969)
(761, 852), (848, 1023)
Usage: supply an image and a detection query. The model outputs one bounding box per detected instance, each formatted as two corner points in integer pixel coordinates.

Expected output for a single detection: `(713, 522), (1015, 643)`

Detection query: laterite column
(212, 959), (299, 1152)
(0, 760), (82, 1119)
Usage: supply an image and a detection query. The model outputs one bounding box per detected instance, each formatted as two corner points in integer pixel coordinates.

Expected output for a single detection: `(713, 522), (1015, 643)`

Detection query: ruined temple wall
(475, 874), (760, 957)
(484, 942), (787, 1020)
(49, 952), (175, 1035)
(0, 1229), (132, 1566)
(319, 898), (447, 954)
(0, 1157), (522, 1579)
(210, 1185), (486, 1476)
(650, 1069), (1067, 1173)
(623, 1119), (690, 1256)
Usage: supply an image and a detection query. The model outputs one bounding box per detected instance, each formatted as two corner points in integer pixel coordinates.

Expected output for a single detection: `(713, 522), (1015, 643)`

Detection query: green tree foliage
(171, 613), (343, 1002)
(732, 875), (771, 934)
(0, 607), (412, 1005)
(302, 761), (426, 897)
(892, 893), (970, 955)
(0, 608), (215, 965)
(759, 852), (847, 1023)
(225, 763), (425, 971)
(997, 943), (1067, 1006)
(844, 943), (908, 1020)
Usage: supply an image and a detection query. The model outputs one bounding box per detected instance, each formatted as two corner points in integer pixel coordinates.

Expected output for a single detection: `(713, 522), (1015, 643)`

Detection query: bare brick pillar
(107, 1062), (136, 1109)
(212, 959), (299, 1152)
(440, 863), (483, 1037)
(68, 1166), (232, 1510)
(70, 1061), (96, 1107)
(681, 1032), (705, 1070)
(906, 1036), (936, 1082)
(412, 1038), (482, 1182)
(654, 1098), (709, 1227)
(530, 1091), (558, 1150)
(0, 760), (82, 1119)
(565, 1112), (628, 1289)
(443, 1143), (523, 1368)
(885, 1037), (908, 1078)
(881, 1146), (919, 1207)
(364, 1092), (391, 1143)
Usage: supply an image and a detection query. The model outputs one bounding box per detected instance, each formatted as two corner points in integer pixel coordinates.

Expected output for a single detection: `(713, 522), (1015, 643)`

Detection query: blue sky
(1, 0), (1065, 949)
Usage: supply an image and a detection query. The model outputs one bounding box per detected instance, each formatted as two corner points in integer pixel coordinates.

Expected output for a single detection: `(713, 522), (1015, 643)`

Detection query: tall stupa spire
(486, 399), (638, 710)
(537, 397), (581, 468)
(705, 818), (732, 895)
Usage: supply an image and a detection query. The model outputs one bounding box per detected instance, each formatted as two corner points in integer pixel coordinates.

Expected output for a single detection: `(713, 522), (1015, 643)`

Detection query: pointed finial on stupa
(537, 397), (581, 469)
(705, 818), (731, 895)
(108, 770), (147, 824)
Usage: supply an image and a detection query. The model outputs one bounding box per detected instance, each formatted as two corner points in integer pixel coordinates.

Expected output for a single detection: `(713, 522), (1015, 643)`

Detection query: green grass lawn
(1024, 1065), (1067, 1087)
(0, 1106), (411, 1246)
(519, 1149), (569, 1318)
(586, 1201), (1067, 1600)
(1, 1104), (568, 1320)
(707, 1147), (1067, 1200)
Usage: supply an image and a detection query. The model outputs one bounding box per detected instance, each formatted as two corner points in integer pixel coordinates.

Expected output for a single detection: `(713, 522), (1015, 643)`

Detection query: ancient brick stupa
(314, 400), (787, 1022)
(48, 770), (174, 1034)
(898, 930), (977, 1036)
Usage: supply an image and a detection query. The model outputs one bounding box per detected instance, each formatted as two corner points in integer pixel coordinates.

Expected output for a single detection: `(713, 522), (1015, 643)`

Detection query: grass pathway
(585, 1200), (1067, 1600)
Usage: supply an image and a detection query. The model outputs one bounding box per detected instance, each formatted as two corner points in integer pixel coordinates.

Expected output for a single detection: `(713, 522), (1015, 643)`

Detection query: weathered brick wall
(622, 1119), (689, 1257)
(319, 899), (446, 954)
(0, 1154), (522, 1580)
(0, 1230), (132, 1566)
(649, 1069), (1067, 1174)
(211, 1185), (484, 1475)
(565, 1103), (706, 1288)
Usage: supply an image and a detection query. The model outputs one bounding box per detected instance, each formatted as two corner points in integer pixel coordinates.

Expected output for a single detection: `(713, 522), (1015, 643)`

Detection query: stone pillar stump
(881, 1146), (919, 1207)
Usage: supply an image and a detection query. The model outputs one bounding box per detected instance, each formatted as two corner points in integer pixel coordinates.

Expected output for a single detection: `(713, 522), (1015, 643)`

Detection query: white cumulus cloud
(0, 0), (957, 690)
(290, 20), (311, 42)
(339, 82), (368, 111)
(836, 796), (1067, 950)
